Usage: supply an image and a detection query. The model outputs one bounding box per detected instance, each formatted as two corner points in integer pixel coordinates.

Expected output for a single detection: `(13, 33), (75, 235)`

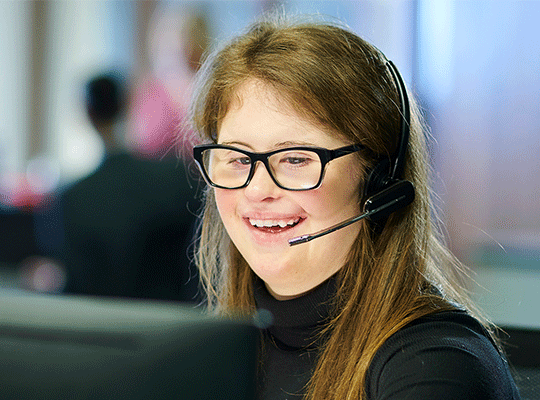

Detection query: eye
(279, 151), (317, 167)
(227, 155), (251, 166)
(284, 156), (309, 165)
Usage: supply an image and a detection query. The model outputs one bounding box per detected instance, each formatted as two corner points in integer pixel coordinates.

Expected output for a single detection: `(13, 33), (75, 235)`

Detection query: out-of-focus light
(26, 156), (61, 195)
(18, 256), (67, 294)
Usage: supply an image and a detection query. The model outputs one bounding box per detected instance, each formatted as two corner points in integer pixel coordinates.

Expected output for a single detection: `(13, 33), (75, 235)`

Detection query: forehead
(225, 79), (299, 121)
(218, 79), (345, 149)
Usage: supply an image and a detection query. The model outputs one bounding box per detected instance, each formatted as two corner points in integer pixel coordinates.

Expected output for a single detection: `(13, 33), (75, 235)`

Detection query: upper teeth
(249, 218), (299, 228)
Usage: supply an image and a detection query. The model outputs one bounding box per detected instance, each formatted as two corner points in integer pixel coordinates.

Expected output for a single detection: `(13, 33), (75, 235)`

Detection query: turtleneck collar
(253, 275), (337, 349)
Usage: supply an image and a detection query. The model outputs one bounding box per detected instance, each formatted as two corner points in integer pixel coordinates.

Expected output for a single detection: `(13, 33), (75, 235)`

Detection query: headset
(361, 60), (415, 221)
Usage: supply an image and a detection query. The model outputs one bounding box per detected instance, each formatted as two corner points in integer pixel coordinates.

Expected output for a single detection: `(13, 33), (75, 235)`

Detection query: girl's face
(215, 80), (362, 300)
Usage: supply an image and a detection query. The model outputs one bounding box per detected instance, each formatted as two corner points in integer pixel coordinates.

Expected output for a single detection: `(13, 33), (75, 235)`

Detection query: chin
(249, 258), (290, 280)
(248, 256), (295, 284)
(250, 257), (316, 297)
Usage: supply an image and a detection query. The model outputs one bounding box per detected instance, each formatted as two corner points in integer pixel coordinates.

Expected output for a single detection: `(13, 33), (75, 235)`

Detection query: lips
(248, 217), (301, 228)
(246, 216), (304, 234)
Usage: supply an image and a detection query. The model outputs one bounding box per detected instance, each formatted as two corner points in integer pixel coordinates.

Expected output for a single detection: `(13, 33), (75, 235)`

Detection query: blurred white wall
(0, 2), (31, 176)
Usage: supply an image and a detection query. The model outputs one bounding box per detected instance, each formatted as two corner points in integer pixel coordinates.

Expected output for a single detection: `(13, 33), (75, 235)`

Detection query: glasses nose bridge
(247, 153), (278, 187)
(250, 154), (275, 179)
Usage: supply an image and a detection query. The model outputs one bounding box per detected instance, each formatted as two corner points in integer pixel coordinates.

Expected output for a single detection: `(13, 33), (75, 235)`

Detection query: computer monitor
(0, 291), (258, 400)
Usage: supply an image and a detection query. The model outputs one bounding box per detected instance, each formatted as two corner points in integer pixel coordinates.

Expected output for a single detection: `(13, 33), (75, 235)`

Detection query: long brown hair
(189, 14), (495, 400)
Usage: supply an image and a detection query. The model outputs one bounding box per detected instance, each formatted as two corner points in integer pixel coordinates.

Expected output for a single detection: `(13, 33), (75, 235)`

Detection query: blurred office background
(0, 1), (539, 326)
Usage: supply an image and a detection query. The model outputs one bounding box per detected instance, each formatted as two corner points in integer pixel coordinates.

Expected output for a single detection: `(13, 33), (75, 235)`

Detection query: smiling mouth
(248, 217), (303, 232)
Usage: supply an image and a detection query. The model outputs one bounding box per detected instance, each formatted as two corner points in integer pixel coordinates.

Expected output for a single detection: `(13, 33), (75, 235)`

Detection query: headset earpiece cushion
(363, 158), (391, 199)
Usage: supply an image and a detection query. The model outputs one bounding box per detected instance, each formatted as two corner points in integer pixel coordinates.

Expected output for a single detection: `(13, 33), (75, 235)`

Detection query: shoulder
(365, 310), (520, 400)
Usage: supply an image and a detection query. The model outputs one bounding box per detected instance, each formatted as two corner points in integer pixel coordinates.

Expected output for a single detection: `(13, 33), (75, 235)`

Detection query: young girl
(189, 14), (521, 400)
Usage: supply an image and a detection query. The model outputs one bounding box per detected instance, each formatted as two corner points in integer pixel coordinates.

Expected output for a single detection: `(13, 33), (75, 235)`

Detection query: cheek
(214, 189), (237, 223)
(299, 185), (361, 220)
(316, 171), (362, 214)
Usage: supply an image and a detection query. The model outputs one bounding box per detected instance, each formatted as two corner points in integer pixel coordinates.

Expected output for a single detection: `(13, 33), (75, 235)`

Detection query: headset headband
(384, 60), (411, 182)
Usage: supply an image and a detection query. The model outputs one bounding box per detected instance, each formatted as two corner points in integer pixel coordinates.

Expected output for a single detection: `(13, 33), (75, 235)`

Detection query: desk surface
(0, 264), (18, 289)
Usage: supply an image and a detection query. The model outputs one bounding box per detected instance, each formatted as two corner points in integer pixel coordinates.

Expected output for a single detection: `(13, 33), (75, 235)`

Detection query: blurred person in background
(127, 5), (210, 160)
(39, 72), (201, 302)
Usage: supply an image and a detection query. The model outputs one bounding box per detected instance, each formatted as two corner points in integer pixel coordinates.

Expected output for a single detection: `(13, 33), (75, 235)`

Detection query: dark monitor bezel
(0, 291), (258, 400)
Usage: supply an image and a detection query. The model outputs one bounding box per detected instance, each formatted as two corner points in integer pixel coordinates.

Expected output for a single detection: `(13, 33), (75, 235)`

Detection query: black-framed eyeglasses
(193, 143), (364, 191)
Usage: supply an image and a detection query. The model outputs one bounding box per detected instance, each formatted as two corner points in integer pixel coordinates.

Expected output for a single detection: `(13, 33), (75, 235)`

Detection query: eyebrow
(218, 140), (253, 149)
(218, 140), (316, 150)
(275, 140), (315, 147)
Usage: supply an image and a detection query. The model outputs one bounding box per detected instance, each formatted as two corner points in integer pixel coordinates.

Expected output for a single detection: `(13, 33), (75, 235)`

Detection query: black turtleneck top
(253, 277), (521, 400)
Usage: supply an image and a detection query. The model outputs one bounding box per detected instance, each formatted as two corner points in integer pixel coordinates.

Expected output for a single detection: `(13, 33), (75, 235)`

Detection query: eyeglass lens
(201, 148), (322, 190)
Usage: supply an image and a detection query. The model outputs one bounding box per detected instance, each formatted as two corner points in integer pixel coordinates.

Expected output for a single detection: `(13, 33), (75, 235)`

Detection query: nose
(244, 161), (281, 201)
